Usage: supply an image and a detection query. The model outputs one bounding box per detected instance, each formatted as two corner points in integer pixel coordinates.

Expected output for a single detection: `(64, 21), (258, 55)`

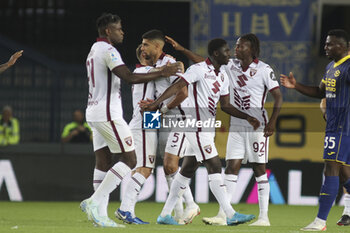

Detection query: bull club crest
(250, 69), (257, 77)
(204, 145), (212, 154)
(221, 74), (224, 82)
(149, 155), (156, 164)
(124, 136), (132, 146)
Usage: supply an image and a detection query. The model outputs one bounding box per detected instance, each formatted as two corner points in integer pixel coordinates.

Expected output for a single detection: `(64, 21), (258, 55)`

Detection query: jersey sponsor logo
(143, 110), (161, 129)
(149, 155), (156, 164)
(124, 136), (133, 146)
(204, 145), (212, 154)
(211, 80), (221, 94)
(326, 93), (336, 98)
(237, 74), (248, 87)
(250, 68), (257, 77)
(204, 73), (216, 80)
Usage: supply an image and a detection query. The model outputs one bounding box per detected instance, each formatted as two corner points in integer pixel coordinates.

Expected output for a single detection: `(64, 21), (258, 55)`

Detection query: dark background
(0, 0), (191, 67)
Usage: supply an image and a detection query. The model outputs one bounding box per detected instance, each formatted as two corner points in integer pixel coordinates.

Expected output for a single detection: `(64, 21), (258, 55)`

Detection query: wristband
(160, 104), (169, 114)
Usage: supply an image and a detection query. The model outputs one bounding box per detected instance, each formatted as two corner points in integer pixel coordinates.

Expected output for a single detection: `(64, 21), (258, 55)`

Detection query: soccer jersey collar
(241, 58), (259, 72)
(205, 58), (220, 76)
(334, 55), (350, 68)
(96, 38), (110, 44)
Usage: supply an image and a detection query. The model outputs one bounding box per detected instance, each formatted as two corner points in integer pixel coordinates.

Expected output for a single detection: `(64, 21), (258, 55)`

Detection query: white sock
(161, 173), (189, 217)
(120, 172), (146, 218)
(256, 173), (269, 219)
(93, 169), (108, 216)
(165, 170), (183, 217)
(183, 183), (196, 208)
(217, 174), (238, 218)
(208, 173), (235, 219)
(91, 162), (131, 204)
(343, 193), (350, 216)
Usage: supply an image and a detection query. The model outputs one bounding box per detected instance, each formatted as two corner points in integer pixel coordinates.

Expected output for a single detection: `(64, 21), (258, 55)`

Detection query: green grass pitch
(0, 202), (349, 233)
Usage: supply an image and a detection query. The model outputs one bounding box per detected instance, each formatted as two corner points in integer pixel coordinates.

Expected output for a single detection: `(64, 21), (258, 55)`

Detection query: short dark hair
(239, 33), (260, 59)
(142, 29), (165, 42)
(96, 13), (121, 35)
(208, 38), (227, 56)
(327, 29), (350, 48)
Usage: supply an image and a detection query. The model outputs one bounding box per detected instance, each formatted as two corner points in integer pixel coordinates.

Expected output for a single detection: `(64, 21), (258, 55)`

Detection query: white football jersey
(154, 53), (189, 116)
(129, 65), (155, 129)
(85, 38), (125, 122)
(179, 58), (229, 129)
(223, 58), (279, 127)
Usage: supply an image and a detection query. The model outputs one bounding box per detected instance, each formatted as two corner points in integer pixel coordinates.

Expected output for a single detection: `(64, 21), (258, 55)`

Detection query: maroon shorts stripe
(177, 134), (186, 157)
(110, 121), (125, 153)
(110, 168), (123, 180)
(196, 132), (206, 161)
(93, 180), (102, 183)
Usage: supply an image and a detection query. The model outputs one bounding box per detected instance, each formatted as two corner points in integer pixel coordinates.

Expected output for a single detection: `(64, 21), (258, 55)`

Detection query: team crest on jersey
(250, 68), (257, 77)
(204, 145), (212, 154)
(149, 155), (156, 164)
(334, 70), (340, 77)
(221, 74), (224, 82)
(124, 136), (133, 146)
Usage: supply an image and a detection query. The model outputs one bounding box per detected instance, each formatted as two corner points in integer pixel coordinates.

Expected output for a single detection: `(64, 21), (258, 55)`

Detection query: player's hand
(77, 125), (85, 132)
(263, 122), (275, 137)
(160, 61), (183, 76)
(7, 50), (23, 66)
(247, 116), (260, 130)
(165, 36), (185, 52)
(280, 72), (296, 89)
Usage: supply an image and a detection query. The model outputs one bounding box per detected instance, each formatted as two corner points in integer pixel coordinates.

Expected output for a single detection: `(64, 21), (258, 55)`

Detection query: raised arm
(0, 50), (23, 74)
(219, 95), (260, 130)
(280, 72), (325, 98)
(165, 36), (205, 63)
(113, 61), (183, 84)
(264, 88), (283, 137)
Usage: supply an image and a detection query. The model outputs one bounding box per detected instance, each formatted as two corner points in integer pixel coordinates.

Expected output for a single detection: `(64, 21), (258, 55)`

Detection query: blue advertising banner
(191, 0), (318, 101)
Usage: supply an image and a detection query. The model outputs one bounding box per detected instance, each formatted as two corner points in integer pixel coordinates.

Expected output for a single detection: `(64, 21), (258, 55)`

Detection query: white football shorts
(226, 125), (269, 164)
(184, 131), (218, 162)
(165, 131), (188, 158)
(88, 119), (135, 153)
(132, 129), (157, 169)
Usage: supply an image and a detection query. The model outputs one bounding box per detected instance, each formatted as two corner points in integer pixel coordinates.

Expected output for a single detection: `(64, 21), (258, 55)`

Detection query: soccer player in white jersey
(138, 29), (199, 224)
(80, 13), (181, 228)
(115, 44), (156, 224)
(142, 38), (260, 225)
(166, 34), (283, 226)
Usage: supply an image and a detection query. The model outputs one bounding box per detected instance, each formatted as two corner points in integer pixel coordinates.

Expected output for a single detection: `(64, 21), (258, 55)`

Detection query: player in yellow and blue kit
(280, 29), (350, 231)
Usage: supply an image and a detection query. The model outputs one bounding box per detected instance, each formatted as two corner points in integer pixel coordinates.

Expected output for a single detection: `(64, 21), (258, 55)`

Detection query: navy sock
(317, 176), (339, 220)
(343, 179), (350, 193)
